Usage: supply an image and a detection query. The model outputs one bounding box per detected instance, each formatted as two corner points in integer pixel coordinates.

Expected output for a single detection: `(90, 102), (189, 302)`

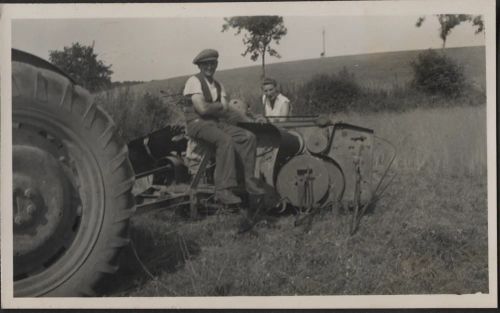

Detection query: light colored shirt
(183, 75), (227, 102)
(263, 93), (290, 122)
(183, 75), (227, 161)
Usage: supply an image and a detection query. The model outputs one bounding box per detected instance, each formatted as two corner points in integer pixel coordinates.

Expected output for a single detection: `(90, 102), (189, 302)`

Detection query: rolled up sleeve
(183, 76), (202, 96)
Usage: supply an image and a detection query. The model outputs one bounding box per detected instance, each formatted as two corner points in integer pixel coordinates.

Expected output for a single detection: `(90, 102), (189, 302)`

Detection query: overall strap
(195, 73), (221, 102)
(183, 74), (221, 123)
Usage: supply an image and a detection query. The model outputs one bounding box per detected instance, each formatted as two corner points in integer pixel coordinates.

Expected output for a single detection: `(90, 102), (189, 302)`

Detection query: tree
(49, 42), (113, 92)
(222, 16), (287, 78)
(416, 15), (484, 48)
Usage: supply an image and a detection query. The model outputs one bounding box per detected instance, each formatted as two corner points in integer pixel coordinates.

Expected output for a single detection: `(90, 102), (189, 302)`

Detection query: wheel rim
(13, 141), (79, 276)
(13, 104), (105, 296)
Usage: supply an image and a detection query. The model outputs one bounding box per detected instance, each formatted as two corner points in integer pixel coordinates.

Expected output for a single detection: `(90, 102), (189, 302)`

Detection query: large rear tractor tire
(12, 52), (136, 296)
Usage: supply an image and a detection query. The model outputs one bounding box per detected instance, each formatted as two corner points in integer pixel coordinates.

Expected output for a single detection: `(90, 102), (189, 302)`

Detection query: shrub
(95, 87), (183, 142)
(294, 67), (362, 114)
(410, 49), (466, 98)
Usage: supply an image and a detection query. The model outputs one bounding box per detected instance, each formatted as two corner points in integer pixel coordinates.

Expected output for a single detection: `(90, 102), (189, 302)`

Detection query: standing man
(183, 49), (264, 205)
(262, 77), (290, 122)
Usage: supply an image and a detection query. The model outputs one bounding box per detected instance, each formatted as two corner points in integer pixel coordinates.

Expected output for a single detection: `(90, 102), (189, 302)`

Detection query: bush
(294, 67), (362, 114)
(410, 49), (466, 98)
(95, 87), (183, 142)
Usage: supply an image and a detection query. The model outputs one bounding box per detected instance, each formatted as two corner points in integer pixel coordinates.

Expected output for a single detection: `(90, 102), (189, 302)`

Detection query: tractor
(11, 49), (394, 297)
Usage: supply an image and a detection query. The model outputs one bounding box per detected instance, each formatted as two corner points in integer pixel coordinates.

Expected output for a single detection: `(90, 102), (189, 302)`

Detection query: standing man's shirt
(263, 93), (290, 122)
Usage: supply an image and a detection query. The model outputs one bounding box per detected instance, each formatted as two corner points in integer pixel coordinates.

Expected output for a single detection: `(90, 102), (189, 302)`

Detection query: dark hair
(262, 77), (277, 87)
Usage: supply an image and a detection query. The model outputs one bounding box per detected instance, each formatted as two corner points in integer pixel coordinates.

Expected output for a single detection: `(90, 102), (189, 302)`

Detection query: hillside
(124, 46), (485, 99)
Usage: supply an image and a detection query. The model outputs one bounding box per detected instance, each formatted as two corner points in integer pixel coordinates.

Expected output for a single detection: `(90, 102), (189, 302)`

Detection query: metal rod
(135, 164), (173, 179)
(136, 194), (190, 215)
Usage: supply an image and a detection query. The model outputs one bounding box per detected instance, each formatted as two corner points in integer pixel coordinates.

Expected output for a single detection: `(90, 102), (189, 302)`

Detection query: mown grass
(104, 105), (488, 296)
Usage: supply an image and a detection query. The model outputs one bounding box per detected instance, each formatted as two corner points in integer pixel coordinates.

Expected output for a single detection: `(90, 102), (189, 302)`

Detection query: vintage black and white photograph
(0, 1), (497, 309)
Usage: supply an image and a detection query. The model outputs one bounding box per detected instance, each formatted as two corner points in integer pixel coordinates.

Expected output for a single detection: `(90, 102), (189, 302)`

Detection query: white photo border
(0, 0), (497, 309)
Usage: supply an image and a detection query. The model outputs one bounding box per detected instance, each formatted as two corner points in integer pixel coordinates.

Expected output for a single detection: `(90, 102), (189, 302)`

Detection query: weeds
(94, 87), (184, 142)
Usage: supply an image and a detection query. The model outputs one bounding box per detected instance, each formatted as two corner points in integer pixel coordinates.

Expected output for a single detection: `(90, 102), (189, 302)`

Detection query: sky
(12, 15), (485, 82)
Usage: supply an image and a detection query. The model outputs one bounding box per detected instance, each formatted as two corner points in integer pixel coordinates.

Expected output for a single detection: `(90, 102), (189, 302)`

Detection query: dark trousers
(186, 119), (257, 190)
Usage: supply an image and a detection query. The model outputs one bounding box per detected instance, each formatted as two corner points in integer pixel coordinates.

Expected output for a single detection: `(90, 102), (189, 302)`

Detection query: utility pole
(320, 27), (326, 57)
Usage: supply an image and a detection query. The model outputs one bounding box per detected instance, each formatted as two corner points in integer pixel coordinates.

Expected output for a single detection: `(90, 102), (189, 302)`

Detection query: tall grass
(335, 105), (487, 177)
(94, 87), (184, 142)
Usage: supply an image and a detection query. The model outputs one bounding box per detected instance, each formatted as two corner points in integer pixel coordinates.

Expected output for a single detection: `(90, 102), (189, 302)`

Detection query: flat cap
(193, 49), (219, 64)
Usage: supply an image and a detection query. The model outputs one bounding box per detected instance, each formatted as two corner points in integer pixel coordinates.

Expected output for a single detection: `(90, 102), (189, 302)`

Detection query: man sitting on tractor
(182, 48), (265, 205)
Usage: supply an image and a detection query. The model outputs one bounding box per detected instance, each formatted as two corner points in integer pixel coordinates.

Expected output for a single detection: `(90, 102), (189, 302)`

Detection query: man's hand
(254, 114), (269, 123)
(191, 94), (226, 117)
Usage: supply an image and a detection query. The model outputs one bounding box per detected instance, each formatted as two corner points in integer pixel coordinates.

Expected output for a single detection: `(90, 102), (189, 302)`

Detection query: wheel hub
(13, 187), (43, 227)
(13, 128), (80, 276)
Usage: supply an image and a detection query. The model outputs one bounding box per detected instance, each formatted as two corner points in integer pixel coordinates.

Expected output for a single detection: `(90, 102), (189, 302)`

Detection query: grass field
(102, 104), (488, 296)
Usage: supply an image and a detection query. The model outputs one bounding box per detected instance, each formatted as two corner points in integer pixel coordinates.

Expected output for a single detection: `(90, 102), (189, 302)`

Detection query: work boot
(215, 189), (242, 205)
(245, 178), (266, 195)
(237, 216), (255, 234)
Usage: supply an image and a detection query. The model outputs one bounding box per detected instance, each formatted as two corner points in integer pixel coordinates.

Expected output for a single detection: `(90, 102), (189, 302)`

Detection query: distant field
(105, 105), (488, 296)
(123, 46), (485, 101)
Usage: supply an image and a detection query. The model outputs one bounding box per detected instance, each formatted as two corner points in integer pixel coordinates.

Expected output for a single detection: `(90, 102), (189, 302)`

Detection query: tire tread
(12, 59), (135, 297)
